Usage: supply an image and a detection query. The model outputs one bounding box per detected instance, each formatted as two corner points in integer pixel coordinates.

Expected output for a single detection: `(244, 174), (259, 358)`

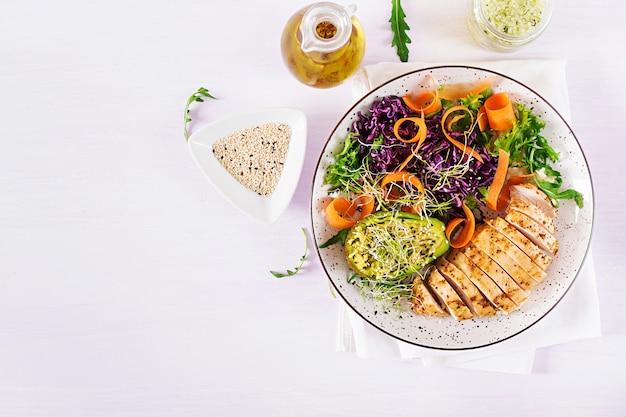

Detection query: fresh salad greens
(490, 103), (583, 207)
(183, 87), (217, 142)
(319, 76), (583, 308)
(390, 0), (411, 62)
(324, 94), (495, 222)
(324, 133), (363, 193)
(324, 87), (582, 224)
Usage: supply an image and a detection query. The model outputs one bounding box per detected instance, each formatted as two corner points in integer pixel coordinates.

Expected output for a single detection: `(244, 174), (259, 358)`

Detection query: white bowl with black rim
(310, 66), (594, 350)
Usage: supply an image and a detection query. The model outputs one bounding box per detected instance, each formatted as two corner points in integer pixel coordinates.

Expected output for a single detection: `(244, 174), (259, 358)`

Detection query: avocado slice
(344, 211), (450, 280)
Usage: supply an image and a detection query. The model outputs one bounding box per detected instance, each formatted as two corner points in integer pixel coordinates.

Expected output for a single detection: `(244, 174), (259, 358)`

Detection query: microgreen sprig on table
(270, 228), (309, 278)
(390, 0), (411, 62)
(183, 87), (217, 142)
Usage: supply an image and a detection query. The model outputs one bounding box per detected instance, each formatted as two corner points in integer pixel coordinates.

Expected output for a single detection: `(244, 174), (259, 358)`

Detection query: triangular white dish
(188, 107), (307, 224)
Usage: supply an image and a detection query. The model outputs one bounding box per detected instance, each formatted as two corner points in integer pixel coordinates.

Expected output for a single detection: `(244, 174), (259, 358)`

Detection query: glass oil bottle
(281, 2), (366, 88)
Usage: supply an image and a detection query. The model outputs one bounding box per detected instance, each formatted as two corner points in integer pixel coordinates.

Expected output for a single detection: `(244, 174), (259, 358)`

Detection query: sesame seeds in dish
(212, 122), (292, 196)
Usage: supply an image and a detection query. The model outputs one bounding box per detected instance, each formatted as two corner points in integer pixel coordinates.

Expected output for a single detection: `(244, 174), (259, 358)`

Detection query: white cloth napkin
(336, 60), (602, 374)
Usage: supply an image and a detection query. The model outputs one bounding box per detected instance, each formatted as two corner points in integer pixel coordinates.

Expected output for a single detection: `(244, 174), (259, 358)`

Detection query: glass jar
(466, 0), (553, 52)
(280, 2), (366, 88)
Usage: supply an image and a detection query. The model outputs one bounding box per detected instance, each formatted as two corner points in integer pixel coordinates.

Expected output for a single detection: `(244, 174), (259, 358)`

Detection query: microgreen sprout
(353, 274), (416, 314)
(422, 150), (473, 193)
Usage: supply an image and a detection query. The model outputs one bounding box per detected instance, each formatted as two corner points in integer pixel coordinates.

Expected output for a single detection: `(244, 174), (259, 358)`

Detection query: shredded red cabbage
(408, 112), (496, 217)
(348, 95), (496, 218)
(351, 96), (413, 174)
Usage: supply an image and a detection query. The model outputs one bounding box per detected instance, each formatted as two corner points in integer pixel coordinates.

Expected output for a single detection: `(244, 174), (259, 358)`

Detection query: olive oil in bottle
(281, 2), (366, 88)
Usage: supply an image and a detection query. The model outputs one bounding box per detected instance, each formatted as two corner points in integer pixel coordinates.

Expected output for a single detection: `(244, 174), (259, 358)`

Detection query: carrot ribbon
(484, 92), (516, 131)
(392, 118), (428, 171)
(485, 148), (510, 211)
(445, 202), (475, 248)
(381, 171), (424, 195)
(440, 105), (484, 163)
(324, 194), (374, 229)
(381, 171), (424, 213)
(402, 90), (442, 115)
(393, 117), (427, 145)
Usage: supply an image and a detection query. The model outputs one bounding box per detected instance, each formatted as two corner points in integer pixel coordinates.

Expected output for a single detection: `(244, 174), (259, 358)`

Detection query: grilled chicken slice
(410, 181), (560, 320)
(426, 268), (474, 320)
(470, 224), (540, 290)
(412, 276), (449, 317)
(436, 257), (498, 317)
(461, 243), (530, 307)
(509, 182), (555, 218)
(507, 196), (556, 235)
(446, 249), (517, 314)
(488, 217), (553, 270)
(480, 223), (547, 284)
(504, 210), (559, 255)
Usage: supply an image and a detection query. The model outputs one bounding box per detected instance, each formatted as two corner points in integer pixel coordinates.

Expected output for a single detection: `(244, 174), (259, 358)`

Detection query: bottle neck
(300, 2), (356, 53)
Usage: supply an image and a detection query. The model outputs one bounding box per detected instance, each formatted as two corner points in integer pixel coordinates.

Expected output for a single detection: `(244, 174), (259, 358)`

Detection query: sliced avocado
(344, 211), (450, 280)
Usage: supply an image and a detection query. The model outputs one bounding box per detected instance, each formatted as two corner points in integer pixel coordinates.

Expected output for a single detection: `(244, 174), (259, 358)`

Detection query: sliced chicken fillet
(426, 268), (474, 320)
(471, 224), (540, 290)
(481, 223), (547, 283)
(412, 276), (449, 317)
(436, 257), (497, 317)
(461, 243), (530, 307)
(507, 196), (556, 235)
(509, 182), (555, 218)
(446, 249), (517, 314)
(505, 210), (559, 255)
(488, 217), (553, 270)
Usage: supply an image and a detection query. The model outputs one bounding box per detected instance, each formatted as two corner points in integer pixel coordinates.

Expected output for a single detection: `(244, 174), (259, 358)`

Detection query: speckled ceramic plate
(310, 66), (594, 350)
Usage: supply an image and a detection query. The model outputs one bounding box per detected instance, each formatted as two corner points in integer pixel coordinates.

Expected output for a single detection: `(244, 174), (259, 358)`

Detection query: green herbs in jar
(483, 0), (544, 36)
(466, 0), (553, 52)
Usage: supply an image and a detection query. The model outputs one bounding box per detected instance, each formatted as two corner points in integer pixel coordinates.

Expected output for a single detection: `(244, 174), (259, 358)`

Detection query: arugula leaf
(184, 87), (217, 142)
(534, 166), (584, 208)
(270, 228), (309, 278)
(390, 0), (411, 62)
(493, 103), (584, 208)
(318, 228), (350, 249)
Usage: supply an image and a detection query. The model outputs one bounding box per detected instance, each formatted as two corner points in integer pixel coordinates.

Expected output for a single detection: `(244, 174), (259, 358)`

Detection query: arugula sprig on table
(270, 228), (309, 278)
(183, 87), (217, 142)
(390, 0), (411, 62)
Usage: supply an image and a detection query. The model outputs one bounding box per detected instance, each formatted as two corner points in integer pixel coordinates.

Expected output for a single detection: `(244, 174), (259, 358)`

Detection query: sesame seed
(212, 122), (292, 196)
